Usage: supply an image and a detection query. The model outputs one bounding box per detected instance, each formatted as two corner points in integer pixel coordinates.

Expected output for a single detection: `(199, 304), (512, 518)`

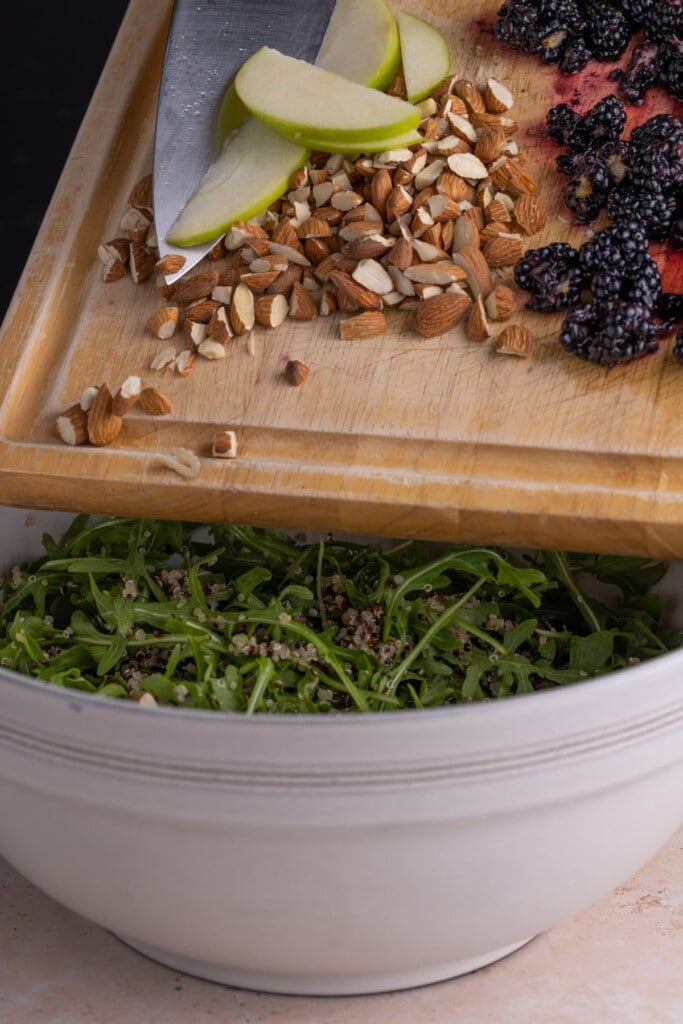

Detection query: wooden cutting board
(0, 0), (681, 556)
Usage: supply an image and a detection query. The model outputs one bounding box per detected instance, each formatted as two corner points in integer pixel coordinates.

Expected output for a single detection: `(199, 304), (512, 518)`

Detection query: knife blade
(153, 0), (338, 284)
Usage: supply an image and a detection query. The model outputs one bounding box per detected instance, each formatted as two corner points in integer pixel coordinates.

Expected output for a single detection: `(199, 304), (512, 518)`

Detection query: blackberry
(585, 3), (632, 59)
(581, 95), (627, 146)
(627, 137), (683, 192)
(578, 222), (649, 275)
(597, 140), (631, 184)
(514, 242), (585, 311)
(493, 1), (586, 59)
(546, 103), (583, 146)
(561, 152), (613, 221)
(630, 112), (683, 147)
(590, 252), (662, 309)
(560, 34), (594, 72)
(643, 0), (683, 43)
(671, 218), (683, 249)
(660, 40), (683, 99)
(657, 291), (683, 327)
(613, 0), (656, 18)
(674, 327), (683, 362)
(610, 40), (664, 103)
(560, 300), (659, 365)
(607, 182), (678, 240)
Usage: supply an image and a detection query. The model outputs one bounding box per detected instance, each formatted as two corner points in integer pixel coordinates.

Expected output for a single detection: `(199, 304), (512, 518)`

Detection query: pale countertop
(1, 829), (682, 1024)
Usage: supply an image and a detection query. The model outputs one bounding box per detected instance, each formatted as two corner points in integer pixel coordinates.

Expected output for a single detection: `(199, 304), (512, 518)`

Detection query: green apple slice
(216, 0), (401, 146)
(317, 0), (400, 91)
(214, 82), (249, 149)
(234, 47), (420, 151)
(290, 126), (423, 154)
(398, 11), (451, 104)
(167, 117), (307, 246)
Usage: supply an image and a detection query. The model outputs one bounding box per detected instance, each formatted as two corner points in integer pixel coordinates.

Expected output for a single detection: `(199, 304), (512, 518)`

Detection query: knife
(153, 0), (338, 284)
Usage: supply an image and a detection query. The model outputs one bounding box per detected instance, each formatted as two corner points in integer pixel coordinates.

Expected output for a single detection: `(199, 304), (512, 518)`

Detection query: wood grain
(0, 0), (681, 556)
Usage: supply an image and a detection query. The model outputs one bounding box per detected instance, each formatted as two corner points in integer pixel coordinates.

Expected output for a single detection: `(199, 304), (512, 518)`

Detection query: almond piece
(175, 349), (196, 376)
(212, 430), (238, 459)
(155, 253), (187, 275)
(451, 246), (493, 298)
(341, 234), (393, 260)
(129, 242), (156, 283)
(284, 359), (310, 386)
(87, 384), (122, 447)
(351, 258), (395, 295)
(453, 79), (487, 114)
(485, 285), (517, 321)
(483, 234), (524, 268)
(150, 346), (177, 371)
(288, 280), (318, 320)
(98, 237), (130, 265)
(415, 293), (471, 337)
(474, 125), (507, 165)
(266, 263), (304, 296)
(120, 207), (151, 241)
(186, 297), (222, 323)
(254, 293), (289, 328)
(139, 387), (174, 416)
(197, 339), (228, 360)
(56, 404), (88, 446)
(496, 324), (533, 357)
(484, 78), (514, 113)
(147, 305), (180, 340)
(339, 310), (386, 340)
(513, 194), (547, 235)
(171, 271), (220, 304)
(465, 296), (491, 341)
(385, 236), (414, 271)
(128, 173), (153, 211)
(207, 305), (233, 343)
(112, 375), (143, 416)
(229, 282), (256, 334)
(318, 288), (338, 316)
(101, 258), (127, 283)
(184, 318), (208, 348)
(330, 270), (383, 312)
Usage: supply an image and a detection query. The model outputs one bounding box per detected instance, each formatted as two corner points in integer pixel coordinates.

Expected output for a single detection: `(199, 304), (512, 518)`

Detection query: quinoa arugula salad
(0, 515), (679, 713)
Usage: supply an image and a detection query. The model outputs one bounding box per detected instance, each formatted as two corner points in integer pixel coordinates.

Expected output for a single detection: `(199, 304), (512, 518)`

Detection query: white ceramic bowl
(0, 507), (682, 996)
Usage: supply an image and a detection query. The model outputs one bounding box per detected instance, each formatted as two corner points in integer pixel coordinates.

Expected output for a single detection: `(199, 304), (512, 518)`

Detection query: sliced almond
(128, 173), (153, 211)
(98, 237), (130, 265)
(404, 262), (467, 286)
(453, 79), (487, 114)
(385, 236), (414, 271)
(184, 318), (208, 348)
(150, 346), (177, 371)
(101, 258), (127, 283)
(186, 297), (222, 323)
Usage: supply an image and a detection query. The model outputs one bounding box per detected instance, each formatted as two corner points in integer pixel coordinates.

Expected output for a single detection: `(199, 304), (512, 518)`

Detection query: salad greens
(0, 515), (679, 713)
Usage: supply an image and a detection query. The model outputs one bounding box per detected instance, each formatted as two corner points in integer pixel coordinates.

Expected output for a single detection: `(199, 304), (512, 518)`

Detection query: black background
(2, 2), (131, 320)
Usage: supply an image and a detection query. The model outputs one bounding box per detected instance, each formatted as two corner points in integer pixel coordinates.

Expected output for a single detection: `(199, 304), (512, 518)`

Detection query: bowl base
(114, 933), (534, 996)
